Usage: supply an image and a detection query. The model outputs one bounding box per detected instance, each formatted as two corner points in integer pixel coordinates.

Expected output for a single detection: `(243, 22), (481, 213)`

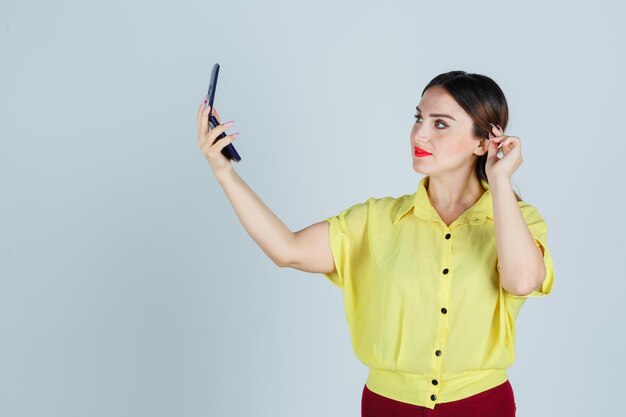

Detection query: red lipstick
(414, 146), (432, 157)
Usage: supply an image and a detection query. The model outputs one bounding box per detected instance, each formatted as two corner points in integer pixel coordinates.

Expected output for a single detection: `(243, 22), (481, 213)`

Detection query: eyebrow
(415, 106), (457, 121)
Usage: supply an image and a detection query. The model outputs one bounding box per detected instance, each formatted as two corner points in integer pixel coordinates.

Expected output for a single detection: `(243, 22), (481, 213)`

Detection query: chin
(412, 160), (430, 176)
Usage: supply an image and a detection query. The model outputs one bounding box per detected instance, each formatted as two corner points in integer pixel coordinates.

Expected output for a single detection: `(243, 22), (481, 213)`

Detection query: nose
(414, 132), (430, 146)
(413, 122), (430, 145)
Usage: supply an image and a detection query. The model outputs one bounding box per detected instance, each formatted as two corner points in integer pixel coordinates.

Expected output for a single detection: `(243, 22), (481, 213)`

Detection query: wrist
(489, 175), (513, 193)
(216, 165), (237, 184)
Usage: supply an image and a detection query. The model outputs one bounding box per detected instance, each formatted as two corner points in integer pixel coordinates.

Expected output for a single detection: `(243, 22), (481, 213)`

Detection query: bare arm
(486, 125), (546, 296)
(491, 176), (546, 296)
(216, 167), (294, 266)
(285, 220), (335, 273)
(199, 102), (335, 273)
(216, 168), (335, 274)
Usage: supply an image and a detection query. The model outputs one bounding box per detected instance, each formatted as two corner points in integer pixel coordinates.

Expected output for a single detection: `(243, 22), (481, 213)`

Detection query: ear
(473, 137), (489, 156)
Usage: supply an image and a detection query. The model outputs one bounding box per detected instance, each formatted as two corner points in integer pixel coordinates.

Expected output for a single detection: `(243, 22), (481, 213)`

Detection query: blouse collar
(393, 176), (494, 226)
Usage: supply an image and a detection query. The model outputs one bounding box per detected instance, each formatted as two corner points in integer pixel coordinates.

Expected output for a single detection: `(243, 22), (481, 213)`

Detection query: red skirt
(362, 379), (517, 417)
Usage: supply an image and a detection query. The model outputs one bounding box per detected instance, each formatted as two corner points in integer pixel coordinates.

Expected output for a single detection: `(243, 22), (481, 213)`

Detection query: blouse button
(431, 394), (437, 401)
(445, 233), (451, 239)
(442, 268), (449, 274)
(441, 307), (447, 314)
(435, 350), (442, 356)
(432, 379), (438, 385)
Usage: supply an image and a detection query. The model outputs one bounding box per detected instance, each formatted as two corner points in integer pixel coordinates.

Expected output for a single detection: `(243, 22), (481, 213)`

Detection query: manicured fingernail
(231, 132), (240, 138)
(202, 96), (207, 104)
(224, 121), (235, 127)
(489, 123), (495, 128)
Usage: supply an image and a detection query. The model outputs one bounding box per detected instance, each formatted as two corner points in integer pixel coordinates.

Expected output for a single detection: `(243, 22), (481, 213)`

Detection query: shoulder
(326, 193), (412, 223)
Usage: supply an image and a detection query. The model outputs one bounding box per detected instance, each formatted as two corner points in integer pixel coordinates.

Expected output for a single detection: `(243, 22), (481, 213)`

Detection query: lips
(414, 146), (432, 157)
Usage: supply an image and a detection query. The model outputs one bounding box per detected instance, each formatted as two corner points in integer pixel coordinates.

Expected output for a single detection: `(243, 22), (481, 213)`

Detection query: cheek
(448, 136), (476, 152)
(435, 140), (473, 161)
(452, 142), (470, 154)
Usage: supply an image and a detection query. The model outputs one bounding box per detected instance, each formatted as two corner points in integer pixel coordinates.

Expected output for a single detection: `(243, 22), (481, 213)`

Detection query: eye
(413, 114), (447, 129)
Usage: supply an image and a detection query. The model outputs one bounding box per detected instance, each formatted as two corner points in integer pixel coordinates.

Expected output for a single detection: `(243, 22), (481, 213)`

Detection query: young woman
(197, 70), (555, 417)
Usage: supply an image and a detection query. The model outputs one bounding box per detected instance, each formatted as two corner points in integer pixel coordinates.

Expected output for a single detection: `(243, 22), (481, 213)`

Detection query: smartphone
(205, 63), (241, 162)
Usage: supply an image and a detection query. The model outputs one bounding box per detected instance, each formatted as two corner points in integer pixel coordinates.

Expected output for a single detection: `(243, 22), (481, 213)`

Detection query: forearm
(490, 176), (546, 295)
(216, 167), (295, 266)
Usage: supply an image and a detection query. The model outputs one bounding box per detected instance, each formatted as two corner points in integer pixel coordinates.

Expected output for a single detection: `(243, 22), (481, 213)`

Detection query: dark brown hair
(421, 70), (522, 201)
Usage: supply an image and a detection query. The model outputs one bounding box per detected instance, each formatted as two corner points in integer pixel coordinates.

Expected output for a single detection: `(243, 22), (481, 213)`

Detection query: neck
(426, 172), (485, 211)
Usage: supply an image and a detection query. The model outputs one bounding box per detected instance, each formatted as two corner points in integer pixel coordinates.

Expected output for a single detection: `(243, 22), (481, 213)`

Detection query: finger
(202, 121), (236, 146)
(503, 136), (520, 148)
(490, 139), (505, 157)
(199, 116), (227, 146)
(201, 103), (222, 129)
(503, 140), (518, 151)
(203, 102), (222, 126)
(489, 135), (508, 144)
(197, 96), (208, 125)
(503, 138), (519, 149)
(489, 122), (504, 134)
(214, 132), (239, 149)
(203, 132), (239, 155)
(487, 136), (500, 155)
(494, 141), (507, 158)
(486, 140), (500, 162)
(200, 102), (213, 130)
(198, 119), (235, 146)
(210, 106), (221, 124)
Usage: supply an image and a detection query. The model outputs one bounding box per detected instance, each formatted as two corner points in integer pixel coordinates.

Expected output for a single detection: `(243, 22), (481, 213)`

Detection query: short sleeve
(322, 198), (372, 289)
(505, 202), (555, 299)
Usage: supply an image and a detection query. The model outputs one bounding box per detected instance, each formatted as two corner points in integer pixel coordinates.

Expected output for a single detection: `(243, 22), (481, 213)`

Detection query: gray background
(1, 0), (623, 415)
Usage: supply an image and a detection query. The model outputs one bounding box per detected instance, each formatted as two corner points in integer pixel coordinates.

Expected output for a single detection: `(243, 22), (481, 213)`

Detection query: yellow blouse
(323, 175), (555, 409)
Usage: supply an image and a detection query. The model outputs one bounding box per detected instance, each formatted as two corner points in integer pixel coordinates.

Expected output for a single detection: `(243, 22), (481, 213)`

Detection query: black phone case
(206, 63), (241, 162)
